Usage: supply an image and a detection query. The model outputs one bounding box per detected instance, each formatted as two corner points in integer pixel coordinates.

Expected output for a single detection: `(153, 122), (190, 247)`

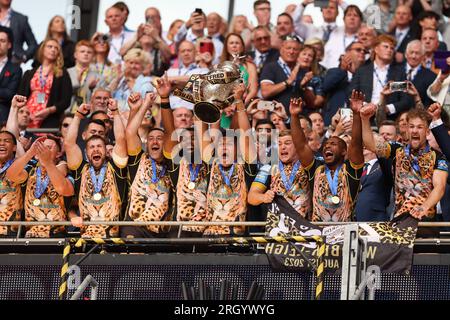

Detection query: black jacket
(9, 10), (38, 62)
(0, 60), (22, 122)
(18, 67), (72, 128)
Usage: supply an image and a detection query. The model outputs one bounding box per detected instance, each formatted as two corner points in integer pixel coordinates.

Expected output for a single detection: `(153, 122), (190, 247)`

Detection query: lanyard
(95, 63), (105, 77)
(89, 164), (107, 195)
(150, 158), (166, 184)
(278, 59), (296, 86)
(39, 66), (50, 91)
(219, 164), (235, 187)
(189, 164), (201, 183)
(110, 33), (125, 56)
(373, 67), (388, 88)
(0, 159), (13, 176)
(178, 63), (197, 76)
(325, 165), (342, 196)
(405, 144), (430, 174)
(34, 167), (50, 199)
(279, 160), (300, 191)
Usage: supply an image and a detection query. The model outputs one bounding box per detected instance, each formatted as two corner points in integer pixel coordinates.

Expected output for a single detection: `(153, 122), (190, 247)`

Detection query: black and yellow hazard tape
(315, 240), (326, 300)
(58, 241), (71, 300)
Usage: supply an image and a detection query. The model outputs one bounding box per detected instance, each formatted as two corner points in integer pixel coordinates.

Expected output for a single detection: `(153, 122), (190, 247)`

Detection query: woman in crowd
(166, 19), (185, 68)
(19, 39), (72, 129)
(110, 48), (154, 114)
(228, 15), (253, 52)
(33, 16), (75, 69)
(304, 38), (327, 78)
(90, 32), (118, 90)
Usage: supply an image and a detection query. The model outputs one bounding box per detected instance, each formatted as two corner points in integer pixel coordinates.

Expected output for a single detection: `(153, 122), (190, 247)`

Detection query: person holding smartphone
(173, 9), (224, 65)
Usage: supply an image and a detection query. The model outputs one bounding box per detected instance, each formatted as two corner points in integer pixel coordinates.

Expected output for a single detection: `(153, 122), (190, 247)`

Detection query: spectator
(0, 26), (21, 123)
(173, 107), (194, 129)
(421, 28), (441, 74)
(308, 111), (326, 139)
(322, 5), (362, 69)
(166, 19), (184, 67)
(18, 39), (71, 128)
(322, 41), (366, 125)
(272, 13), (298, 50)
(270, 111), (288, 131)
(90, 33), (118, 90)
(90, 88), (112, 114)
(400, 40), (437, 107)
(416, 11), (447, 51)
(0, 0), (37, 64)
(207, 12), (225, 43)
(357, 25), (377, 60)
(260, 36), (302, 112)
(303, 38), (326, 77)
(228, 15), (253, 52)
(221, 33), (258, 105)
(104, 5), (135, 65)
(389, 5), (416, 64)
(113, 2), (133, 32)
(110, 48), (154, 113)
(349, 34), (405, 121)
(67, 40), (96, 112)
(247, 26), (279, 76)
(293, 0), (345, 44)
(253, 0), (272, 30)
(174, 9), (223, 65)
(379, 120), (400, 142)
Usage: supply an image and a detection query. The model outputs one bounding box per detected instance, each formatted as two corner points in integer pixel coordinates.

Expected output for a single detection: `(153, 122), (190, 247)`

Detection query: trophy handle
(193, 102), (221, 124)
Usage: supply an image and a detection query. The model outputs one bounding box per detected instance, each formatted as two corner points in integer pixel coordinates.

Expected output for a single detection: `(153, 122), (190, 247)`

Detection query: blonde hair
(123, 48), (152, 69)
(37, 39), (64, 78)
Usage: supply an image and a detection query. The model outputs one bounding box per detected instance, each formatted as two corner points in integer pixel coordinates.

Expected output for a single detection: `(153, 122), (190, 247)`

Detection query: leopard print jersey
(204, 161), (247, 236)
(127, 154), (172, 233)
(394, 148), (436, 218)
(176, 159), (208, 233)
(270, 163), (312, 219)
(311, 164), (354, 222)
(79, 162), (121, 238)
(0, 173), (22, 236)
(24, 167), (67, 238)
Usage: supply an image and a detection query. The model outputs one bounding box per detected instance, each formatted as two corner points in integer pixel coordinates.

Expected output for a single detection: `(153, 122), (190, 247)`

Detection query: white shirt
(364, 158), (378, 176)
(167, 64), (209, 110)
(0, 8), (11, 28)
(371, 62), (389, 105)
(322, 27), (357, 69)
(405, 63), (420, 81)
(0, 56), (7, 75)
(107, 29), (135, 65)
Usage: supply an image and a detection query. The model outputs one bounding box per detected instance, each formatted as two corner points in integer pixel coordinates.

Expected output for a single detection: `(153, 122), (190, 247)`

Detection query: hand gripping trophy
(173, 54), (244, 123)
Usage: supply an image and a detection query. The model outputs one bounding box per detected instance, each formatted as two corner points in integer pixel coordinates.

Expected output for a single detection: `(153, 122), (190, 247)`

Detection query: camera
(257, 101), (276, 112)
(389, 81), (408, 92)
(195, 8), (203, 15)
(98, 34), (110, 44)
(314, 0), (330, 8)
(146, 16), (153, 25)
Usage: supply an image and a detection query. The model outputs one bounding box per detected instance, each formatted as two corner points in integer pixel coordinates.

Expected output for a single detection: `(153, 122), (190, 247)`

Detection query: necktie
(407, 68), (413, 81)
(323, 25), (333, 43)
(259, 53), (267, 69)
(395, 32), (403, 50)
(425, 59), (432, 69)
(361, 163), (369, 177)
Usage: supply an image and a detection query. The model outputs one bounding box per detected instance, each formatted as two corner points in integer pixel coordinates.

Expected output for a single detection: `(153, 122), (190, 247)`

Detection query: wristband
(76, 110), (89, 118)
(283, 80), (290, 87)
(160, 102), (171, 109)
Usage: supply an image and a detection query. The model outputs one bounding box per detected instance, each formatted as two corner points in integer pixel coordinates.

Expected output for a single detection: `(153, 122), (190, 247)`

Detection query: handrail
(0, 221), (449, 227)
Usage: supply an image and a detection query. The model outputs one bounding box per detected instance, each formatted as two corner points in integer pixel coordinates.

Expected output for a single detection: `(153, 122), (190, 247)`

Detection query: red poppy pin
(4, 71), (10, 77)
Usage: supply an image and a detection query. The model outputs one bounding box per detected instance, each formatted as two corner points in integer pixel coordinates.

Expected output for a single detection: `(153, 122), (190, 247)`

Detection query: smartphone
(146, 16), (153, 25)
(257, 101), (275, 112)
(199, 41), (214, 54)
(389, 81), (408, 92)
(340, 108), (353, 122)
(314, 0), (330, 8)
(195, 8), (203, 15)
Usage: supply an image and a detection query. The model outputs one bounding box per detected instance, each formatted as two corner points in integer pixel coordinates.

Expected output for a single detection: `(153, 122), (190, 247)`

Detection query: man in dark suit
(247, 25), (279, 76)
(322, 41), (366, 126)
(0, 0), (38, 64)
(0, 26), (21, 123)
(398, 40), (436, 107)
(354, 148), (391, 222)
(390, 5), (417, 64)
(348, 34), (406, 121)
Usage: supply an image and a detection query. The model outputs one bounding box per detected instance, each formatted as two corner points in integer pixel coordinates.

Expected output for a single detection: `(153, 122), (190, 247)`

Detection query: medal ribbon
(151, 158), (166, 184)
(325, 165), (342, 196)
(0, 159), (13, 176)
(279, 160), (300, 191)
(39, 66), (50, 91)
(405, 144), (430, 174)
(89, 164), (107, 195)
(219, 164), (235, 188)
(189, 164), (201, 183)
(34, 167), (50, 199)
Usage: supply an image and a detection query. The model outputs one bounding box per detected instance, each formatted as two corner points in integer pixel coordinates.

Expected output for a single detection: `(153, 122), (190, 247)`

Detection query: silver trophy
(174, 55), (243, 123)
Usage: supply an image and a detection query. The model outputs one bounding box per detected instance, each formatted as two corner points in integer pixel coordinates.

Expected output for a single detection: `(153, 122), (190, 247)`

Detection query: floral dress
(26, 69), (54, 128)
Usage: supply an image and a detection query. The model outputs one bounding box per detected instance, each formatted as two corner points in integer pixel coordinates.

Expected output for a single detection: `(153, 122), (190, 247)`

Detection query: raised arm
(107, 98), (127, 159)
(64, 104), (88, 170)
(347, 90), (364, 166)
(155, 76), (177, 155)
(233, 83), (257, 164)
(6, 95), (27, 157)
(289, 97), (315, 166)
(36, 142), (74, 197)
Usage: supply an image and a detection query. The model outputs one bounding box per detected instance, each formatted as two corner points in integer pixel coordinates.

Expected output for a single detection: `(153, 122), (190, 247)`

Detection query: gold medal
(149, 183), (156, 190)
(33, 199), (41, 206)
(331, 196), (340, 205)
(188, 182), (196, 190)
(93, 193), (102, 201)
